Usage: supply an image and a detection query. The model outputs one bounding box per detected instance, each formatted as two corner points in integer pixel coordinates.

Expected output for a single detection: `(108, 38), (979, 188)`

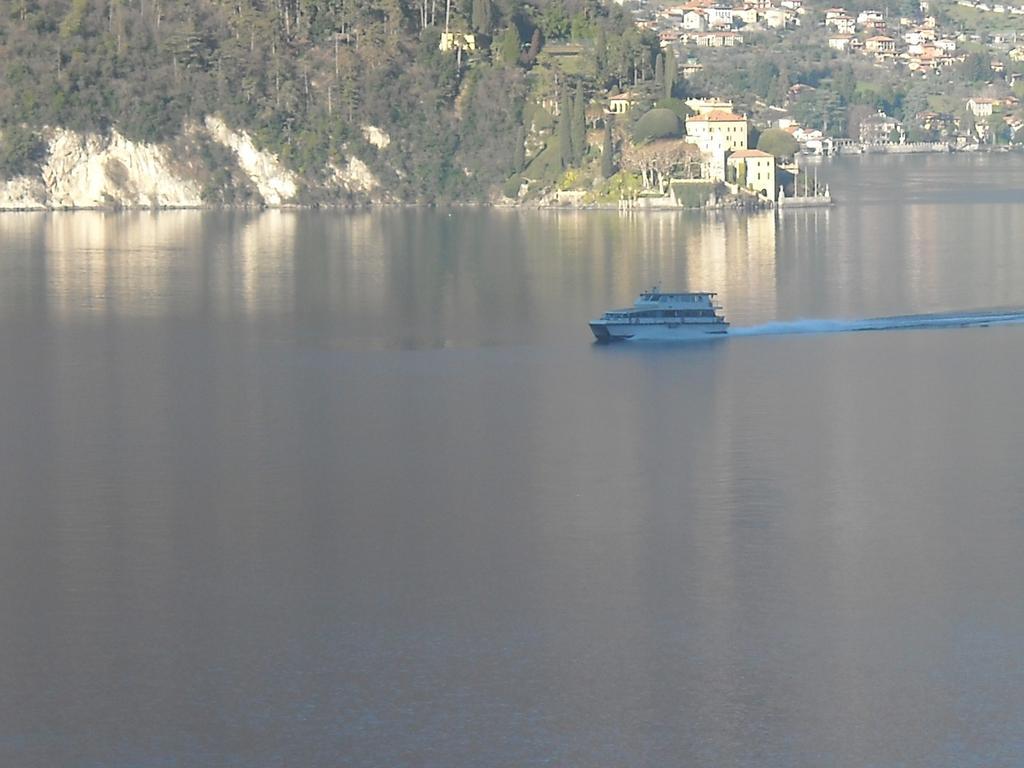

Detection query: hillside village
(633, 0), (1024, 147)
(2, 0), (1024, 208)
(496, 0), (1024, 206)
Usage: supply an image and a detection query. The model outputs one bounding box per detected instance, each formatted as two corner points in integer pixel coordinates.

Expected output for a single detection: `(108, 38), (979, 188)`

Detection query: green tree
(832, 64), (856, 105)
(0, 124), (45, 178)
(960, 52), (992, 84)
(571, 81), (586, 164)
(558, 86), (572, 167)
(498, 26), (521, 65)
(986, 114), (1009, 144)
(655, 97), (692, 122)
(654, 53), (664, 90)
(632, 108), (682, 143)
(756, 128), (799, 158)
(472, 0), (493, 33)
(664, 46), (676, 100)
(601, 121), (614, 178)
(456, 66), (528, 195)
(525, 28), (542, 64)
(538, 0), (570, 40)
(59, 0), (89, 38)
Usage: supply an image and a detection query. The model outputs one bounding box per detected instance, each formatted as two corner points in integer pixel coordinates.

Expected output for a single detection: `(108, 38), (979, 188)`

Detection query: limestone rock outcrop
(0, 118), (383, 210)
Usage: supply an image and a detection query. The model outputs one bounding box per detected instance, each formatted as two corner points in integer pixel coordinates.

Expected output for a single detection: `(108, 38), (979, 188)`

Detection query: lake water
(3, 154), (1024, 767)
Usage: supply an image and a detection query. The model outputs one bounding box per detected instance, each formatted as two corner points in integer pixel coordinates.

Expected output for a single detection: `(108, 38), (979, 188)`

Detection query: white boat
(590, 289), (729, 342)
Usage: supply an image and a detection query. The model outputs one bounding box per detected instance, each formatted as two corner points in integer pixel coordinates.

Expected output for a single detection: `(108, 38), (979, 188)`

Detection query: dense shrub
(632, 108), (683, 143)
(0, 125), (45, 178)
(756, 128), (800, 158)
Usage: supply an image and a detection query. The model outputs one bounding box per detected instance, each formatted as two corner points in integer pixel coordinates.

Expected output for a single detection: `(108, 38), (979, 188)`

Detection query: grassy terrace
(941, 1), (1024, 33)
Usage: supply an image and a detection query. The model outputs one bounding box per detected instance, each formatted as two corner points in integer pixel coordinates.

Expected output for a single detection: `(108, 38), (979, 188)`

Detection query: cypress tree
(601, 122), (614, 178)
(513, 125), (526, 171)
(498, 26), (520, 65)
(654, 53), (664, 90)
(472, 0), (492, 33)
(595, 27), (607, 77)
(664, 46), (676, 100)
(558, 86), (572, 168)
(527, 28), (542, 62)
(571, 81), (586, 165)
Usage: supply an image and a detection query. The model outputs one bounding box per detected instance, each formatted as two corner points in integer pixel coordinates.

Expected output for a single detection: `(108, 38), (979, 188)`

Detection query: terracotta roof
(686, 110), (746, 122)
(729, 149), (774, 158)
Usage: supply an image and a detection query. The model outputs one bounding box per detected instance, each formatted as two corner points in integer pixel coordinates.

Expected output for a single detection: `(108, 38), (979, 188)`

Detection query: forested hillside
(0, 0), (658, 202)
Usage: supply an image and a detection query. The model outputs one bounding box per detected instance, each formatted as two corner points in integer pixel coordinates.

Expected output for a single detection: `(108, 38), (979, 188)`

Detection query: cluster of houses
(836, 96), (1024, 148)
(636, 0), (1020, 78)
(638, 0), (803, 48)
(824, 11), (964, 72)
(964, 95), (1024, 138)
(953, 0), (1024, 15)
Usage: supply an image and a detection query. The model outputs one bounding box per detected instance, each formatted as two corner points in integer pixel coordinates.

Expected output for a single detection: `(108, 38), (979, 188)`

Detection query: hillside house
(727, 149), (777, 199)
(686, 110), (750, 152)
(860, 112), (904, 144)
(694, 30), (744, 45)
(683, 10), (709, 30)
(857, 9), (886, 25)
(828, 33), (855, 51)
(733, 6), (759, 24)
(706, 6), (736, 26)
(681, 59), (704, 78)
(967, 97), (998, 117)
(825, 9), (856, 33)
(686, 97), (735, 115)
(607, 93), (636, 114)
(765, 8), (796, 27)
(439, 32), (477, 51)
(865, 35), (896, 55)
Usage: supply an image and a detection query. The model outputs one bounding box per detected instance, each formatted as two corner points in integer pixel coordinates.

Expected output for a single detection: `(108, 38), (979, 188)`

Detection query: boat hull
(590, 322), (729, 342)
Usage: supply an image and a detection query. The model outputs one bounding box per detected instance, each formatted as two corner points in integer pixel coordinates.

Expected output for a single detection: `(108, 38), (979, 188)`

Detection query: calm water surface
(3, 155), (1024, 767)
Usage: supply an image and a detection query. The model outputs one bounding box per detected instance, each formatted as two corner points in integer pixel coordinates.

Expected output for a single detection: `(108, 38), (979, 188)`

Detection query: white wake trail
(731, 309), (1024, 337)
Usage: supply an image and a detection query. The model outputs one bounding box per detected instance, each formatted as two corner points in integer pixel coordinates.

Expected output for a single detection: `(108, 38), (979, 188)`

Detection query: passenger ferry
(590, 289), (729, 342)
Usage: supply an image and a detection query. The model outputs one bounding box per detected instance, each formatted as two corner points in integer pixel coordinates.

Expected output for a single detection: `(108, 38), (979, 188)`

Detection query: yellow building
(727, 149), (777, 200)
(607, 93), (636, 114)
(865, 35), (896, 54)
(439, 32), (477, 52)
(685, 97), (734, 115)
(684, 110), (749, 152)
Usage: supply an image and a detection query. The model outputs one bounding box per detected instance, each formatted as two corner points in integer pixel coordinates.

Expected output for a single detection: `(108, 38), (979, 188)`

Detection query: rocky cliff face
(202, 116), (297, 206)
(0, 119), (387, 210)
